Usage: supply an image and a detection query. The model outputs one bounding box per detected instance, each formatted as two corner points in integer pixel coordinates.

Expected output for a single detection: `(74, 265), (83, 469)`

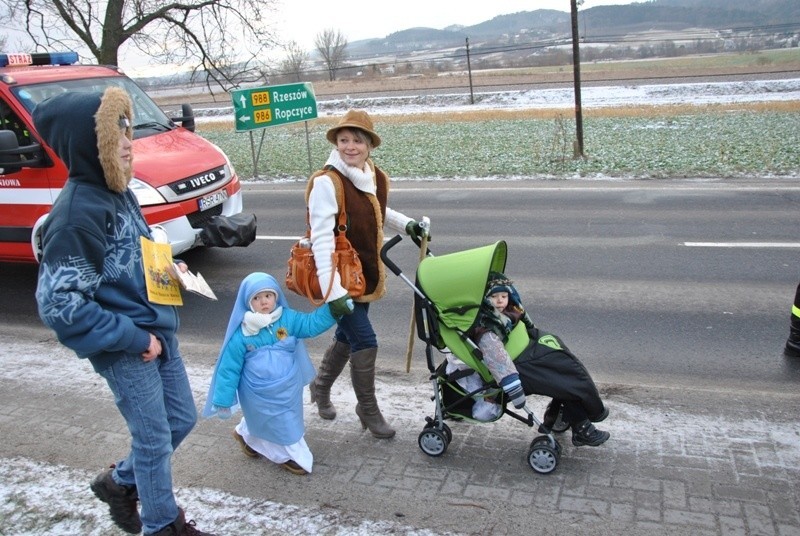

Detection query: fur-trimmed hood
(32, 86), (133, 193)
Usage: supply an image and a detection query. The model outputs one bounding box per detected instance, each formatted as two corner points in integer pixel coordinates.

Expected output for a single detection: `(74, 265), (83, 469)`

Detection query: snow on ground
(2, 334), (800, 535)
(0, 337), (450, 536)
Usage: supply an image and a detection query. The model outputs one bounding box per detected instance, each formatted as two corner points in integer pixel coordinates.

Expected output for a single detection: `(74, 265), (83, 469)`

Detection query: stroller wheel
(424, 421), (453, 443)
(530, 435), (561, 453)
(418, 429), (448, 457)
(441, 423), (453, 443)
(527, 436), (560, 474)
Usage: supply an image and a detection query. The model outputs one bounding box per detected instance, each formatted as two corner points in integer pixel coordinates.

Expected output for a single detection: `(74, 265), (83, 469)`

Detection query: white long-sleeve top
(308, 149), (412, 303)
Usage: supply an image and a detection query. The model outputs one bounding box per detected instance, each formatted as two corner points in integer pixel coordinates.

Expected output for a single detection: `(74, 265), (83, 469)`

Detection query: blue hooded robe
(203, 273), (335, 445)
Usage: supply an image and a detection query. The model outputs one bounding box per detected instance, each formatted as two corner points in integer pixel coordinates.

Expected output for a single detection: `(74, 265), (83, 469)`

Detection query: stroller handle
(380, 234), (404, 276)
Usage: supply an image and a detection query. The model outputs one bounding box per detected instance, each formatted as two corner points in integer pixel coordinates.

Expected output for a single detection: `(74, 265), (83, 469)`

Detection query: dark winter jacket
(33, 87), (180, 372)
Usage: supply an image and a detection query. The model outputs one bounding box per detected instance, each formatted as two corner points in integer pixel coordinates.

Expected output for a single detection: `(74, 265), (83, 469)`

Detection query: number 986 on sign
(255, 109), (272, 124)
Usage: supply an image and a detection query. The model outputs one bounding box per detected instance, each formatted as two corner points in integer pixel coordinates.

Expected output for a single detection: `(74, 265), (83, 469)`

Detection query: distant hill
(345, 0), (800, 59)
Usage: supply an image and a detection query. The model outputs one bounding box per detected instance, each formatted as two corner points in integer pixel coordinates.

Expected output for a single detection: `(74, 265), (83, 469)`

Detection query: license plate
(198, 190), (228, 211)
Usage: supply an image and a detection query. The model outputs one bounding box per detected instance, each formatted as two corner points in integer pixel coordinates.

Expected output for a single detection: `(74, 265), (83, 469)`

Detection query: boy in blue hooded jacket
(33, 87), (214, 536)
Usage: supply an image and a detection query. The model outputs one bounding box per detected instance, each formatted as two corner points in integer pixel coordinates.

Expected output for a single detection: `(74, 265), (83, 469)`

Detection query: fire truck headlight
(129, 178), (165, 207)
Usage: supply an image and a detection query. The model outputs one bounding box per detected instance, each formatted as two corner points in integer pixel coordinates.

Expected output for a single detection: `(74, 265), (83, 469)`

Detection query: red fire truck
(0, 51), (255, 263)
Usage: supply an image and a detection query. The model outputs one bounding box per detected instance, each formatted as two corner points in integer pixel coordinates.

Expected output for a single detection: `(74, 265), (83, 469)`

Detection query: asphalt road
(4, 177), (799, 394)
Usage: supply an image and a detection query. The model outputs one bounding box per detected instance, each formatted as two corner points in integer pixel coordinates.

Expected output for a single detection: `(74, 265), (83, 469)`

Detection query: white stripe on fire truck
(0, 188), (60, 204)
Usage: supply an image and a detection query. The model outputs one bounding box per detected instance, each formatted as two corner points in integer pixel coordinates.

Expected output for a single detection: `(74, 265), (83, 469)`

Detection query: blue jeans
(98, 351), (197, 534)
(334, 301), (377, 352)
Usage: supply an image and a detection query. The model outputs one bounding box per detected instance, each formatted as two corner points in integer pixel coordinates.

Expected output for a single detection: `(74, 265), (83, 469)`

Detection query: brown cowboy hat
(326, 109), (381, 148)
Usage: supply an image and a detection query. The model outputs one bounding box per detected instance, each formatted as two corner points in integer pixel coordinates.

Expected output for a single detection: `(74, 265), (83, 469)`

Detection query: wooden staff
(405, 218), (430, 373)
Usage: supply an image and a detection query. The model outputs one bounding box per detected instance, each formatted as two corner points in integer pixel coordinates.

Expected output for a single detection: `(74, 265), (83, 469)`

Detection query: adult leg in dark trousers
(785, 281), (800, 357)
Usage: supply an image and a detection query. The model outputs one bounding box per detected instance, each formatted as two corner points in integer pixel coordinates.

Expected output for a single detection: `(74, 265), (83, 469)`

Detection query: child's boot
(538, 399), (565, 433)
(571, 419), (610, 447)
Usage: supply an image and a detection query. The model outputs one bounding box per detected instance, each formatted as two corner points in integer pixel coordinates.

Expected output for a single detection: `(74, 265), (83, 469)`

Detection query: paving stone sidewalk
(1, 331), (799, 535)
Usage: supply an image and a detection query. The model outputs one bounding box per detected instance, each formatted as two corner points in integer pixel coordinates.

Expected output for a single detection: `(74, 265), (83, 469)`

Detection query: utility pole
(466, 37), (475, 105)
(570, 0), (585, 158)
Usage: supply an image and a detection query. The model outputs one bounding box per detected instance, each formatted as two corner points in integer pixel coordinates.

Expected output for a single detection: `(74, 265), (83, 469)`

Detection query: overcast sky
(274, 0), (637, 50)
(1, 0), (636, 75)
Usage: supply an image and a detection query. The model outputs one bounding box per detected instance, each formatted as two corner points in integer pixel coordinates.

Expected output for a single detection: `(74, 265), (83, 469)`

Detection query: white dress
(236, 417), (314, 473)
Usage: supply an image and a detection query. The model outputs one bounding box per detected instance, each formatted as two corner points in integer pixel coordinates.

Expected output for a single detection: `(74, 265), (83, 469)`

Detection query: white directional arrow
(238, 115), (251, 123)
(238, 94), (246, 109)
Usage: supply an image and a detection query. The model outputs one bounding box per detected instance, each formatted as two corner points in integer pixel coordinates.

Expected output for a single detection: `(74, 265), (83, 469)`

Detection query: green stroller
(382, 235), (600, 475)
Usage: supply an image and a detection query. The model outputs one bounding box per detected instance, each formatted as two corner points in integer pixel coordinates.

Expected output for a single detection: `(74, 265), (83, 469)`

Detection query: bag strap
(304, 166), (347, 237)
(323, 165), (349, 235)
(302, 167), (349, 303)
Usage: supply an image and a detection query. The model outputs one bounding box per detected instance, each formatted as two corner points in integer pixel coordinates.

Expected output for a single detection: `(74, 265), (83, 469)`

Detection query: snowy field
(195, 77), (800, 181)
(194, 77), (800, 118)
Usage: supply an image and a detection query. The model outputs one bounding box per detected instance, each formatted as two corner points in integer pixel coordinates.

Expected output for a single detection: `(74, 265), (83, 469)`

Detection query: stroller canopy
(417, 240), (507, 333)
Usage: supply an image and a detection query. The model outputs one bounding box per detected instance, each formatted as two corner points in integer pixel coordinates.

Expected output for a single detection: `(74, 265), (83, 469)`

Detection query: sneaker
(150, 508), (217, 536)
(571, 419), (610, 447)
(279, 459), (308, 476)
(232, 429), (259, 458)
(89, 467), (141, 534)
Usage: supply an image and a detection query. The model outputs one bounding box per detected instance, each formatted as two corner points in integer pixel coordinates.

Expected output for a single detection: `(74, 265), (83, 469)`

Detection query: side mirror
(0, 130), (26, 173)
(0, 129), (45, 173)
(169, 104), (196, 133)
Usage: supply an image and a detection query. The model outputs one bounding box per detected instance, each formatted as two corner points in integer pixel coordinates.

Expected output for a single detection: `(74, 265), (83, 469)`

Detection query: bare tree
(314, 28), (347, 81)
(0, 0), (280, 92)
(279, 40), (309, 82)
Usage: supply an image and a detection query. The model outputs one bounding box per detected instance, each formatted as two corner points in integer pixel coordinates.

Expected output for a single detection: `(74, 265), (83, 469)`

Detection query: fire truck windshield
(11, 77), (173, 139)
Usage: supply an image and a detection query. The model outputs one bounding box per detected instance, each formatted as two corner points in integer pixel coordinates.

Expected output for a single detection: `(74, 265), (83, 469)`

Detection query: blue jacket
(33, 88), (179, 372)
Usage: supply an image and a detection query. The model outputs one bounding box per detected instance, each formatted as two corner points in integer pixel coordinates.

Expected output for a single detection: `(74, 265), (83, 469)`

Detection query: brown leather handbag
(286, 173), (365, 305)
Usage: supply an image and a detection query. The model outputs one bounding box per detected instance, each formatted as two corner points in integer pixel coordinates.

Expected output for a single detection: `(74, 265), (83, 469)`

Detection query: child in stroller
(469, 271), (610, 448)
(380, 236), (609, 473)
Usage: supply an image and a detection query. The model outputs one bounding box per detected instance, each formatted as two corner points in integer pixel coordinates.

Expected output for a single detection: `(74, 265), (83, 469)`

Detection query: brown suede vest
(306, 161), (389, 302)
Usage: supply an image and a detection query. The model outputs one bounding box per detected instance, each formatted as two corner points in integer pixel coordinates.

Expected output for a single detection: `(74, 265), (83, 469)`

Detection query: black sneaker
(571, 419), (610, 447)
(151, 508), (217, 536)
(90, 467), (141, 534)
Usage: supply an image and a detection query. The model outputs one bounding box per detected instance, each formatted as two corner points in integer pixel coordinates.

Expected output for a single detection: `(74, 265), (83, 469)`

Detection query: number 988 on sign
(251, 91), (271, 106)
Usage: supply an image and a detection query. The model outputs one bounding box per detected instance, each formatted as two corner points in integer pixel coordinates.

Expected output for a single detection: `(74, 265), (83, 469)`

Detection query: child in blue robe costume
(204, 272), (347, 474)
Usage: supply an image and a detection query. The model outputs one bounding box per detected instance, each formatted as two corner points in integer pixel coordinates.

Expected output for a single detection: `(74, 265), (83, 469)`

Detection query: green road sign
(231, 82), (317, 132)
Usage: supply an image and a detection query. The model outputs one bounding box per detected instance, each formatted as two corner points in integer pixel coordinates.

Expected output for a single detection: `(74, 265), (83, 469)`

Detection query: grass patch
(198, 101), (800, 180)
